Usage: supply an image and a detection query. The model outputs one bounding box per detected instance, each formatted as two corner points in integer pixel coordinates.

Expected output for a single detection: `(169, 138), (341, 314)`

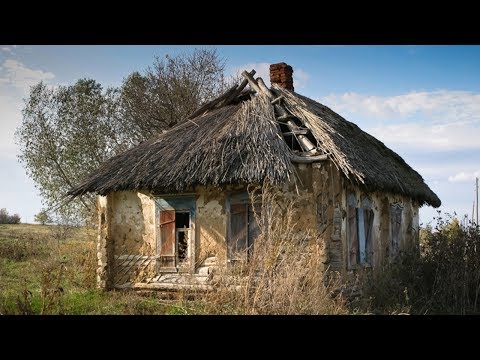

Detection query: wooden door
(159, 210), (176, 269)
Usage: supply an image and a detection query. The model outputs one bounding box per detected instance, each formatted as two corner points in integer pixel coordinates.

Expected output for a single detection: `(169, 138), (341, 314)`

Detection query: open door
(159, 209), (176, 270)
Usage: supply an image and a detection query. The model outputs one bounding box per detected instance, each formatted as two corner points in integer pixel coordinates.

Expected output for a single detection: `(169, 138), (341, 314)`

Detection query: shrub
(361, 212), (480, 314)
(0, 208), (21, 224)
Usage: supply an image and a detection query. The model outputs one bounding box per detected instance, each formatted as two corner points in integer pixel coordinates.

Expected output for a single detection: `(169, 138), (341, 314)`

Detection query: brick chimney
(270, 62), (294, 91)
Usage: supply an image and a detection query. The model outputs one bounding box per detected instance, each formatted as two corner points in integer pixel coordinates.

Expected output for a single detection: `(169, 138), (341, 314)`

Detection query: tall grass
(195, 183), (347, 315)
(3, 207), (479, 314)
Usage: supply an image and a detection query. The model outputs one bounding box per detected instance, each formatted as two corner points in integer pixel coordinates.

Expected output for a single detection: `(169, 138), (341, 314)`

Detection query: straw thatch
(69, 92), (293, 196)
(68, 75), (440, 207)
(274, 85), (440, 207)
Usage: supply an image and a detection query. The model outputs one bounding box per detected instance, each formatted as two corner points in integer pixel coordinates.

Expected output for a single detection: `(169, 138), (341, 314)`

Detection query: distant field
(0, 224), (183, 315)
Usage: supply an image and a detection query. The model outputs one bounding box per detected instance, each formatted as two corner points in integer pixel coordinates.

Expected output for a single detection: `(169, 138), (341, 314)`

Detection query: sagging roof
(68, 69), (440, 207)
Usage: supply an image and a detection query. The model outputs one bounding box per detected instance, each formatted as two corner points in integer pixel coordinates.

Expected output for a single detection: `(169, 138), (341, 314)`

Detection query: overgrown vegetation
(0, 224), (172, 315)
(1, 208), (479, 314)
(182, 184), (348, 315)
(356, 212), (480, 315)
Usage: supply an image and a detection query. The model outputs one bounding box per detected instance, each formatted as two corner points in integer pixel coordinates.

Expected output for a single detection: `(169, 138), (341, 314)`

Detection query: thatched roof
(68, 73), (440, 208)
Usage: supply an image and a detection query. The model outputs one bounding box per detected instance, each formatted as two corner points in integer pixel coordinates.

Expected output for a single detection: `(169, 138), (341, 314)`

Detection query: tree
(15, 79), (123, 221)
(119, 49), (229, 144)
(0, 208), (21, 224)
(34, 209), (53, 225)
(15, 48), (229, 221)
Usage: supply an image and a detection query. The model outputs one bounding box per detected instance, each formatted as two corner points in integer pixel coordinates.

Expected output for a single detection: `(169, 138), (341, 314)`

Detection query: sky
(0, 45), (479, 225)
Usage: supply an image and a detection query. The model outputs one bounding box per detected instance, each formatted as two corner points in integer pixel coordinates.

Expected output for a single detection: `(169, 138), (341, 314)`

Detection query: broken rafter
(273, 104), (317, 154)
(221, 70), (256, 106)
(271, 95), (284, 105)
(241, 70), (265, 95)
(189, 70), (257, 120)
(291, 153), (329, 163)
(256, 77), (273, 98)
(283, 129), (309, 136)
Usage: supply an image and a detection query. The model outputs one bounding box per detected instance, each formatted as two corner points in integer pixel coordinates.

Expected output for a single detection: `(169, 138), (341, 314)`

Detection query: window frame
(227, 192), (261, 263)
(155, 195), (196, 274)
(347, 193), (374, 269)
(389, 203), (403, 260)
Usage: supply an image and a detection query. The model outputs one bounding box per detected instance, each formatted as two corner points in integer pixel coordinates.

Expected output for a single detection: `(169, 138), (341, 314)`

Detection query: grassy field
(4, 215), (478, 315)
(0, 222), (348, 315)
(0, 224), (187, 315)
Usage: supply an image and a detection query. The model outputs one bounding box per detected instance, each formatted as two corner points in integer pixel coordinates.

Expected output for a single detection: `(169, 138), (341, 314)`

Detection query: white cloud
(232, 62), (310, 90)
(0, 59), (55, 93)
(448, 170), (480, 183)
(0, 93), (23, 159)
(320, 90), (480, 124)
(367, 122), (480, 152)
(1, 47), (12, 53)
(232, 62), (271, 86)
(293, 69), (309, 90)
(0, 60), (56, 160)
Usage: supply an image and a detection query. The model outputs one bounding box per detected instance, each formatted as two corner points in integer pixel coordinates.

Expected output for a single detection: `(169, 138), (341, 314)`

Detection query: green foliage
(362, 212), (480, 314)
(15, 79), (120, 220)
(34, 209), (53, 225)
(15, 49), (229, 222)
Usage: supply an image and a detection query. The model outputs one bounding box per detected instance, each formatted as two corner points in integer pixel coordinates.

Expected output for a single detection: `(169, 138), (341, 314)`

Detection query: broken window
(228, 193), (261, 261)
(175, 212), (190, 264)
(389, 203), (403, 259)
(347, 193), (374, 268)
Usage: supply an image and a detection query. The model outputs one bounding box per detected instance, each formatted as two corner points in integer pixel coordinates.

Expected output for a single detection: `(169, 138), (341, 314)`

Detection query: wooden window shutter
(159, 209), (175, 268)
(348, 206), (358, 267)
(363, 208), (374, 264)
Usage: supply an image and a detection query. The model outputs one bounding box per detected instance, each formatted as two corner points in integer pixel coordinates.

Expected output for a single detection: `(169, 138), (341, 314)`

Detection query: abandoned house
(68, 63), (441, 291)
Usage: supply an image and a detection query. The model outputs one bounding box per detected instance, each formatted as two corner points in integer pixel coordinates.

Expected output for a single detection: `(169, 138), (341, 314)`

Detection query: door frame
(155, 195), (196, 274)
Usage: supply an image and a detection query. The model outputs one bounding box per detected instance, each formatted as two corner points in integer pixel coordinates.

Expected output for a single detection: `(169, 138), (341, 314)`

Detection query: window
(175, 212), (190, 264)
(389, 203), (403, 259)
(347, 193), (374, 268)
(228, 193), (260, 261)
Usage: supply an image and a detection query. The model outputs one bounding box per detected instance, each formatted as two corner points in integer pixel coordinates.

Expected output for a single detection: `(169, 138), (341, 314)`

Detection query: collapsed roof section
(68, 66), (440, 207)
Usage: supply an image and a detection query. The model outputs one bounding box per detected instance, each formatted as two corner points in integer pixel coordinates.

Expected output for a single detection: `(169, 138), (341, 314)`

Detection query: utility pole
(473, 201), (475, 226)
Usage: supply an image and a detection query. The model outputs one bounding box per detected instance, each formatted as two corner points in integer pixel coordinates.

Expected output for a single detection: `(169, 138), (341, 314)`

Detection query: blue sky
(1, 45), (479, 225)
